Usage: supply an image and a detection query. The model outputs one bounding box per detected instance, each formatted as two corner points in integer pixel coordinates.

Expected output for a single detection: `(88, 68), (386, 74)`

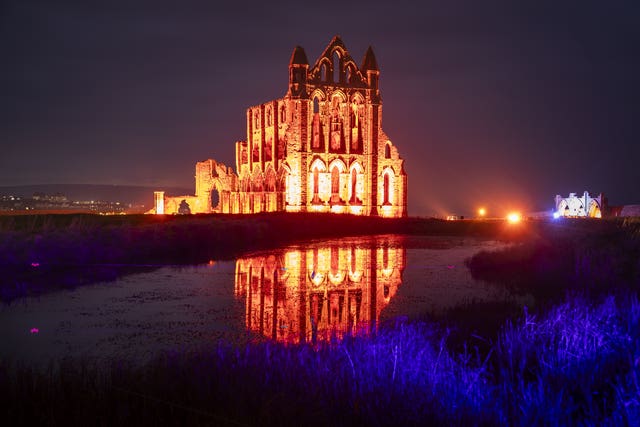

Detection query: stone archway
(211, 188), (220, 212)
(588, 200), (602, 218)
(380, 168), (395, 207)
(349, 161), (364, 205)
(383, 174), (391, 205)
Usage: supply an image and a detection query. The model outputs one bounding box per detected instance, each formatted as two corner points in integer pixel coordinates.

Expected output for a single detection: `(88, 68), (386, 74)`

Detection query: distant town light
(553, 211), (561, 219)
(507, 212), (522, 224)
(478, 207), (486, 217)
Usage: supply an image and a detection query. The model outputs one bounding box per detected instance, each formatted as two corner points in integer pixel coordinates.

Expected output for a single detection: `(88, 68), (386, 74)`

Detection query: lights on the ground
(553, 211), (561, 219)
(478, 207), (486, 217)
(507, 212), (522, 224)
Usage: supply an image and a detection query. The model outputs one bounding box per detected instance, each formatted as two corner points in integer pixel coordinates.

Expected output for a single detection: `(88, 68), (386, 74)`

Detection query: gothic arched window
(332, 51), (340, 83)
(311, 167), (321, 204)
(312, 116), (323, 151)
(266, 107), (272, 127)
(383, 173), (391, 205)
(331, 166), (340, 197)
(313, 168), (320, 196)
(350, 169), (357, 203)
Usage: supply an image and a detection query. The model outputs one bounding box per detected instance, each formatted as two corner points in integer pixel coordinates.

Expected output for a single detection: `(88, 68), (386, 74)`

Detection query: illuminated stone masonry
(552, 192), (640, 218)
(554, 191), (604, 218)
(153, 36), (407, 217)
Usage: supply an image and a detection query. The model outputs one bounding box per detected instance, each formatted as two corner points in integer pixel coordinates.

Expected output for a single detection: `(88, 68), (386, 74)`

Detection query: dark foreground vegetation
(1, 214), (640, 425)
(2, 295), (639, 426)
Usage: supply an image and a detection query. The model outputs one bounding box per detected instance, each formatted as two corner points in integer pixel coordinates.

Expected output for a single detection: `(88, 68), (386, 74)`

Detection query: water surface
(0, 235), (517, 366)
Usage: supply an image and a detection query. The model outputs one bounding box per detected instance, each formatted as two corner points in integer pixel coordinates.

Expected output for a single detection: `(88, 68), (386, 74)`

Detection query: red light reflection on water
(235, 237), (406, 344)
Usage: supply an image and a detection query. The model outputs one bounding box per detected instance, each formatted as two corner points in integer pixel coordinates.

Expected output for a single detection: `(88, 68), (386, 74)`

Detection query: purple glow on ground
(30, 328), (39, 334)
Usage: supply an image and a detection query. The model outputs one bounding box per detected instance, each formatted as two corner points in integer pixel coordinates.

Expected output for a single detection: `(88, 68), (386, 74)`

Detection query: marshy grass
(2, 295), (639, 426)
(466, 217), (640, 300)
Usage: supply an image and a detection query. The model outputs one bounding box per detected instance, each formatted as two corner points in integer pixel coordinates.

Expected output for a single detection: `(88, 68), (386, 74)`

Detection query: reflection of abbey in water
(235, 239), (405, 343)
(152, 35), (407, 217)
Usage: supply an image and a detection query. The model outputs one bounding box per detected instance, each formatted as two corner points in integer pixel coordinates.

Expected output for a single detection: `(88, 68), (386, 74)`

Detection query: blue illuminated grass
(2, 295), (640, 426)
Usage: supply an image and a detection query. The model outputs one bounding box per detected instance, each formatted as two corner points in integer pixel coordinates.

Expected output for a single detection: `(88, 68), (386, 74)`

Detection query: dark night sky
(2, 0), (639, 217)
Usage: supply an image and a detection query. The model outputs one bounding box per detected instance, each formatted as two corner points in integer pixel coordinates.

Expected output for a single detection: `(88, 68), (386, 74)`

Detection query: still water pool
(0, 235), (519, 366)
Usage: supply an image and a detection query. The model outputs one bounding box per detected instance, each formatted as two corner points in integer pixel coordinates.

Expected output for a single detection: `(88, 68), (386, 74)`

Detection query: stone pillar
(154, 191), (165, 215)
(368, 105), (379, 216)
(299, 101), (309, 212)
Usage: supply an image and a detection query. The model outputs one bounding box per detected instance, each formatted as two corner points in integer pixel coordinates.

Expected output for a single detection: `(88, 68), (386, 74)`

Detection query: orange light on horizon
(478, 207), (486, 217)
(506, 212), (522, 224)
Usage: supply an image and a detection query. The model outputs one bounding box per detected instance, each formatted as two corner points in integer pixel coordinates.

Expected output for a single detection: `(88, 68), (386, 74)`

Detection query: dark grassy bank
(0, 212), (532, 302)
(0, 211), (631, 303)
(467, 217), (640, 300)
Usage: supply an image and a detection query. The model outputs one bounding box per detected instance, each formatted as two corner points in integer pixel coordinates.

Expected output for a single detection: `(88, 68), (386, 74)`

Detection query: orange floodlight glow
(506, 212), (522, 224)
(478, 207), (486, 217)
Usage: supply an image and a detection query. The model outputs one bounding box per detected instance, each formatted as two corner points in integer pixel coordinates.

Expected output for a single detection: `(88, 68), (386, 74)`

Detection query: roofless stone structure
(153, 36), (407, 217)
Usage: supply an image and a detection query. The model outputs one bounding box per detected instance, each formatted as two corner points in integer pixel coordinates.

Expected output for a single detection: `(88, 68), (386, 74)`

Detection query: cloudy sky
(2, 0), (639, 216)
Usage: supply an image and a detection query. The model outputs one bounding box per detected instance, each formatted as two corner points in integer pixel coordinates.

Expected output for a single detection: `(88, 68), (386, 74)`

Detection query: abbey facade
(153, 36), (407, 217)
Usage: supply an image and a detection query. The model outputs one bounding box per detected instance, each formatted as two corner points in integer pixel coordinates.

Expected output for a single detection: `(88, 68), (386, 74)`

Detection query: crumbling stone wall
(153, 36), (407, 217)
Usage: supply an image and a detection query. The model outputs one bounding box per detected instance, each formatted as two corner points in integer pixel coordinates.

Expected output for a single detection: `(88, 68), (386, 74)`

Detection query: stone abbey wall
(554, 191), (604, 218)
(154, 36), (407, 217)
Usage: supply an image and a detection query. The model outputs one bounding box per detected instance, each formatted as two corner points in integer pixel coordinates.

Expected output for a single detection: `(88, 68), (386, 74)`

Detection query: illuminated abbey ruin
(153, 36), (407, 217)
(235, 237), (405, 343)
(554, 191), (604, 218)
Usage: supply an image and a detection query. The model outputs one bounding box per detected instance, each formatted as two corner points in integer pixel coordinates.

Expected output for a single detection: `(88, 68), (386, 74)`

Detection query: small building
(554, 191), (605, 218)
(153, 36), (407, 217)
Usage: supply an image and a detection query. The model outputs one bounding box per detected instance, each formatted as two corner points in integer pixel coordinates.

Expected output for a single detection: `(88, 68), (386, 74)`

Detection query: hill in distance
(0, 184), (193, 208)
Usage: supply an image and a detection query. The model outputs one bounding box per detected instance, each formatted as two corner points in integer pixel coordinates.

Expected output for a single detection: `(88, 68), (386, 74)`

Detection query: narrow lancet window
(383, 173), (391, 205)
(331, 167), (339, 197)
(332, 51), (340, 83)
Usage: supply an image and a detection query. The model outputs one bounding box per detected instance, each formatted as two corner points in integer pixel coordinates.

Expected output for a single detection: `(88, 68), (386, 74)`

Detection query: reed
(2, 295), (639, 426)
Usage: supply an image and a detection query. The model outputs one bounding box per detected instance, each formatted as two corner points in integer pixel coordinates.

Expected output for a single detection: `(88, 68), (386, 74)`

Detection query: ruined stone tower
(154, 36), (407, 217)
